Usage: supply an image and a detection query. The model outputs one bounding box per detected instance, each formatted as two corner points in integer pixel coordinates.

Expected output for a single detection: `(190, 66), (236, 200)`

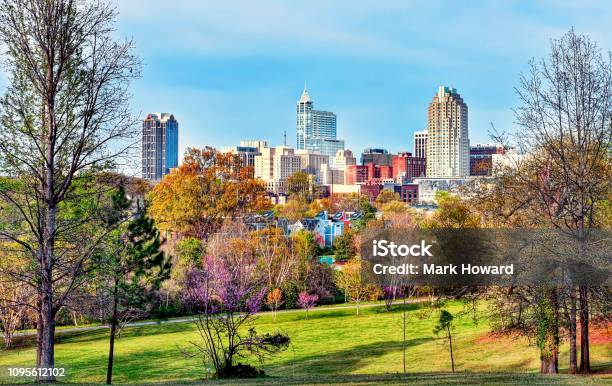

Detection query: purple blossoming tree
(297, 292), (319, 318)
(184, 255), (289, 378)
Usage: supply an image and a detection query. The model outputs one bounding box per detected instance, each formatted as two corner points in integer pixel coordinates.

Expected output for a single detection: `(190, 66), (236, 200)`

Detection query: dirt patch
(475, 321), (611, 345)
(475, 330), (525, 344)
(583, 321), (611, 345)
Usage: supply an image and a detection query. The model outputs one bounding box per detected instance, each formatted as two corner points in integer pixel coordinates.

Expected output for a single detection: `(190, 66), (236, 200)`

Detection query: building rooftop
(145, 112), (175, 121)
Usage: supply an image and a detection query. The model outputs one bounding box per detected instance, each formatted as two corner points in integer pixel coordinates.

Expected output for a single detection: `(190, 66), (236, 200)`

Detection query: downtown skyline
(103, 1), (610, 162)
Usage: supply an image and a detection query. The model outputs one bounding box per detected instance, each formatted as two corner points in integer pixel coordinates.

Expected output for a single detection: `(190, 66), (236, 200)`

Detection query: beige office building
(426, 86), (469, 177)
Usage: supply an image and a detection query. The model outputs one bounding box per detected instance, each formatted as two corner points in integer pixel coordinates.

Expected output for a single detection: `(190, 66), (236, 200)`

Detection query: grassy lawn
(0, 301), (610, 385)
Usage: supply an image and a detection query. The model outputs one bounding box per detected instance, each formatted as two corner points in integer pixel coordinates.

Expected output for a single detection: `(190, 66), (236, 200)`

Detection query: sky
(113, 0), (611, 160)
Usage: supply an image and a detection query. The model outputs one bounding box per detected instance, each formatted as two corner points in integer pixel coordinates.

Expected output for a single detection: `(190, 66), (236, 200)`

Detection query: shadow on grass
(49, 337), (434, 384)
(371, 302), (424, 315)
(268, 338), (434, 376)
(4, 320), (196, 351)
(271, 309), (356, 323)
(120, 372), (611, 385)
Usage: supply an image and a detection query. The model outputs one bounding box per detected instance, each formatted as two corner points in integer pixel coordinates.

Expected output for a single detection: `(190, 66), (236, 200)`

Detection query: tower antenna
(284, 130), (287, 146)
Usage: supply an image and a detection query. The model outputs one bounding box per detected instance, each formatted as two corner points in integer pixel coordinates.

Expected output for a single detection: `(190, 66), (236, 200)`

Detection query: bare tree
(488, 29), (611, 373)
(514, 29), (611, 374)
(253, 227), (295, 319)
(0, 0), (140, 380)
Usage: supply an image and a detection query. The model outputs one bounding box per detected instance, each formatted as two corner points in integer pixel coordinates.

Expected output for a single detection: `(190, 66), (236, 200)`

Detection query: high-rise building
(469, 143), (504, 176)
(296, 87), (341, 158)
(360, 148), (392, 166)
(141, 112), (178, 181)
(414, 130), (428, 159)
(426, 86), (469, 177)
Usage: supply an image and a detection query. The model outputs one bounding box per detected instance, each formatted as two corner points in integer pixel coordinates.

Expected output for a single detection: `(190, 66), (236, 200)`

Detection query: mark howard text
(372, 264), (514, 276)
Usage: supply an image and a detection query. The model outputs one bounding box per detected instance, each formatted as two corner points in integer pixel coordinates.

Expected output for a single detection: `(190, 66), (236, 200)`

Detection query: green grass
(0, 301), (610, 385)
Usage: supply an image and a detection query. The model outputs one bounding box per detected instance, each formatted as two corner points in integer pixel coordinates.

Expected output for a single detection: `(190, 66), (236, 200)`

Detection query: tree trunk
(38, 246), (56, 382)
(3, 328), (13, 349)
(38, 270), (55, 382)
(579, 285), (590, 373)
(569, 290), (577, 374)
(36, 303), (42, 368)
(402, 296), (406, 374)
(540, 349), (558, 374)
(539, 288), (559, 374)
(38, 106), (58, 381)
(107, 282), (119, 385)
(447, 327), (454, 373)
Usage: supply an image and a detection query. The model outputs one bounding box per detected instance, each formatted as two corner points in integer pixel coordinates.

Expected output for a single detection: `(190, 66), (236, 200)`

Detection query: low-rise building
(400, 184), (419, 204)
(413, 177), (472, 203)
(392, 152), (426, 183)
(470, 143), (505, 176)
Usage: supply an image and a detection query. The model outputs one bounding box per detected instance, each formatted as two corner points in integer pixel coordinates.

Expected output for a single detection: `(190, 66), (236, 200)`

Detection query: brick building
(392, 152), (426, 183)
(469, 144), (504, 176)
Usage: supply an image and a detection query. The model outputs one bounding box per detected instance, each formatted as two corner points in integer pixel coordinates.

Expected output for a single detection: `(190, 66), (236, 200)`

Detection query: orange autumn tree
(149, 147), (271, 239)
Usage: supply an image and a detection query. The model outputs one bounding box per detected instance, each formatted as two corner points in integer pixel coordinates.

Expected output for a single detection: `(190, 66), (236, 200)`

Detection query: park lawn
(0, 301), (610, 385)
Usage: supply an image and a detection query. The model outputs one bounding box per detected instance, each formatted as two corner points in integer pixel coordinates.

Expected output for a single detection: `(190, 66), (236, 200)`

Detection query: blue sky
(114, 0), (611, 160)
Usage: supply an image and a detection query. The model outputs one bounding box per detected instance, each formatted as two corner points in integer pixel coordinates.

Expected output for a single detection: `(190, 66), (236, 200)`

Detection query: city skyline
(110, 1), (612, 163)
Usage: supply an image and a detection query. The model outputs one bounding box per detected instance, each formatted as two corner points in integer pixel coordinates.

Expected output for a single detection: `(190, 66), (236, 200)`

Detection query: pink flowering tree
(184, 255), (290, 378)
(383, 285), (402, 311)
(297, 292), (319, 318)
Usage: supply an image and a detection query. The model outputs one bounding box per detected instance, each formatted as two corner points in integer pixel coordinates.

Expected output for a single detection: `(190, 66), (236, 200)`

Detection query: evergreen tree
(101, 186), (172, 384)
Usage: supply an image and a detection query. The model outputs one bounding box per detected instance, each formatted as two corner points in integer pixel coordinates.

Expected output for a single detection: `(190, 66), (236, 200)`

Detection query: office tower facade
(360, 148), (392, 166)
(470, 143), (505, 176)
(296, 87), (342, 158)
(333, 149), (357, 170)
(426, 87), (469, 177)
(316, 138), (344, 159)
(392, 152), (426, 183)
(142, 112), (179, 181)
(273, 147), (302, 180)
(318, 164), (344, 185)
(254, 147), (276, 181)
(255, 146), (303, 193)
(414, 130), (428, 159)
(296, 149), (330, 177)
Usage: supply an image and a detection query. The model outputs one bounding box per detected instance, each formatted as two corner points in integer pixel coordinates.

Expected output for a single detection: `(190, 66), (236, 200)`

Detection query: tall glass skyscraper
(142, 112), (179, 181)
(296, 87), (340, 158)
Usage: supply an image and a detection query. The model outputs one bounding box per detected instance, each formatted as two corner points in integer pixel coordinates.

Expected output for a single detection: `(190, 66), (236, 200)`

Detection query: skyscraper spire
(299, 83), (311, 104)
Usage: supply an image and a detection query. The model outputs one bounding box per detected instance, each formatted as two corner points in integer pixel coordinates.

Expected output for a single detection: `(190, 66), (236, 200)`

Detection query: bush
(216, 363), (265, 379)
